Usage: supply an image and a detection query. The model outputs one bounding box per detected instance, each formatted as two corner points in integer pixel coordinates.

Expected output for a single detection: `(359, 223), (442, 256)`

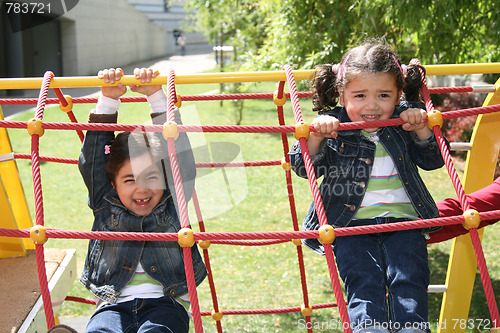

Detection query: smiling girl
(289, 40), (445, 333)
(79, 68), (206, 333)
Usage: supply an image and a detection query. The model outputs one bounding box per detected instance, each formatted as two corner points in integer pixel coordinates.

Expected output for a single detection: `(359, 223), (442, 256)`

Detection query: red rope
(64, 296), (96, 305)
(469, 228), (500, 325)
(0, 87), (484, 107)
(192, 191), (224, 333)
(198, 302), (338, 316)
(165, 68), (204, 333)
(284, 64), (352, 333)
(4, 210), (500, 243)
(414, 58), (500, 326)
(276, 78), (314, 332)
(32, 71), (56, 330)
(2, 66), (499, 332)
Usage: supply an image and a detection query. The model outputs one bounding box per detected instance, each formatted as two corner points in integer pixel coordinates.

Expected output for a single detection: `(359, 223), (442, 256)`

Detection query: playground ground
(9, 46), (217, 332)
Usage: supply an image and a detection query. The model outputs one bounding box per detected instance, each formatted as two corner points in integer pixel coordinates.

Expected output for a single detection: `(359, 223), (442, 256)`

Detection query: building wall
(61, 0), (174, 76)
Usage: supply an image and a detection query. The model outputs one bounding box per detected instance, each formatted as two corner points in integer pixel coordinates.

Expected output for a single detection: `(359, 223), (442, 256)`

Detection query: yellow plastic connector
(281, 157), (291, 171)
(294, 121), (310, 140)
(178, 228), (195, 248)
(318, 225), (335, 244)
(27, 118), (44, 137)
(462, 209), (481, 230)
(174, 93), (182, 108)
(300, 303), (313, 316)
(198, 239), (211, 249)
(488, 327), (500, 333)
(426, 110), (443, 129)
(292, 239), (302, 246)
(59, 95), (73, 112)
(30, 225), (47, 244)
(273, 90), (287, 106)
(211, 309), (223, 321)
(162, 121), (179, 140)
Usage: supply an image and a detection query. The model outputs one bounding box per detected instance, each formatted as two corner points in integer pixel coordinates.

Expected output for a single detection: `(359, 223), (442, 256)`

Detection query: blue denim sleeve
(151, 108), (196, 203)
(78, 128), (115, 210)
(289, 139), (329, 179)
(408, 131), (448, 170)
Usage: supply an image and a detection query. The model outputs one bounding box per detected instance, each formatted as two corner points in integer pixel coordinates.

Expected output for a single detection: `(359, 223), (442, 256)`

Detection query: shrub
(432, 92), (500, 178)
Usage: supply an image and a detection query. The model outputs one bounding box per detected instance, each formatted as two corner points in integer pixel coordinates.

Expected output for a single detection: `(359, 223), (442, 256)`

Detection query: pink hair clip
(391, 54), (406, 80)
(104, 145), (111, 155)
(401, 64), (408, 76)
(337, 54), (351, 81)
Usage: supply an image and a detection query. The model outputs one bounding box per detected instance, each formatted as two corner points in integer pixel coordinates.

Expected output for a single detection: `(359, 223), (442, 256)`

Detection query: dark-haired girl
(79, 68), (206, 333)
(289, 40), (446, 333)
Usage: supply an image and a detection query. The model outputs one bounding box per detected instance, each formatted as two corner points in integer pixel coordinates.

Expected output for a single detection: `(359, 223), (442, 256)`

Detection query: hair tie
(401, 64), (408, 76)
(331, 64), (340, 74)
(104, 145), (111, 155)
(337, 54), (351, 81)
(391, 54), (406, 80)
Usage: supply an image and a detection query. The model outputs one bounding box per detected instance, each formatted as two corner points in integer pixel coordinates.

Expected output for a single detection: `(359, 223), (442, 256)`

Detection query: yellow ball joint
(318, 225), (335, 244)
(462, 209), (481, 230)
(281, 157), (291, 171)
(292, 239), (302, 246)
(426, 110), (443, 130)
(300, 303), (313, 316)
(59, 95), (73, 112)
(294, 121), (310, 140)
(27, 118), (44, 137)
(30, 225), (47, 244)
(211, 309), (223, 321)
(198, 239), (211, 249)
(273, 90), (287, 106)
(178, 228), (195, 248)
(174, 93), (182, 108)
(162, 121), (179, 140)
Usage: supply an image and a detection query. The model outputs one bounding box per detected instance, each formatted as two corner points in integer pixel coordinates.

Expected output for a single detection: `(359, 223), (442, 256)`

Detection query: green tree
(186, 0), (499, 69)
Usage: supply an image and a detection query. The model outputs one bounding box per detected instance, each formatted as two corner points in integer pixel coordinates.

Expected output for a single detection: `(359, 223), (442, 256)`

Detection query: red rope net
(0, 64), (499, 332)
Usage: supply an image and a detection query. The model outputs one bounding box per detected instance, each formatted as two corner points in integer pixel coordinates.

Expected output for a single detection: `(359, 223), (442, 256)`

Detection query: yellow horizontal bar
(0, 63), (498, 90)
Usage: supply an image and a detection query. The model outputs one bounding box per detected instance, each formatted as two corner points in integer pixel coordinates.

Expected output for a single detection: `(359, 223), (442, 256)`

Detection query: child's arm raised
(79, 68), (125, 209)
(131, 67), (196, 205)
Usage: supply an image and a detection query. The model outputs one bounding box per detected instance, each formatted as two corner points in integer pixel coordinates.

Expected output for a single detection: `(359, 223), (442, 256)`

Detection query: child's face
(112, 154), (164, 216)
(338, 73), (401, 133)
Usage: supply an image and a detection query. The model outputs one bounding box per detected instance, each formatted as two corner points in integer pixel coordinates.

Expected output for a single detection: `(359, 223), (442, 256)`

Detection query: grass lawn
(4, 79), (498, 332)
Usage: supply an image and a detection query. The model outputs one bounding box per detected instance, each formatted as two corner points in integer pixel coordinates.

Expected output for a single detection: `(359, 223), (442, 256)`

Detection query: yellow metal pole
(438, 78), (500, 333)
(0, 177), (27, 258)
(0, 63), (498, 89)
(0, 106), (34, 255)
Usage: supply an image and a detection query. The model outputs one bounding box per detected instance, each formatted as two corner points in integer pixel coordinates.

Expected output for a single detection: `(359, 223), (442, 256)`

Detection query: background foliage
(186, 0), (500, 71)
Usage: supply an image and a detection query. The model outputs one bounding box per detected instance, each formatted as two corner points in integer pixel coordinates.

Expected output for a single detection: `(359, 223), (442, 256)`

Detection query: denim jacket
(289, 102), (446, 254)
(79, 110), (207, 304)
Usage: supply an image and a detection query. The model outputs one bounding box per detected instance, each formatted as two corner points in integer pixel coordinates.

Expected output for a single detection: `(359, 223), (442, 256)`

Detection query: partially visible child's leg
(384, 229), (430, 333)
(136, 296), (189, 333)
(85, 302), (135, 333)
(334, 233), (390, 333)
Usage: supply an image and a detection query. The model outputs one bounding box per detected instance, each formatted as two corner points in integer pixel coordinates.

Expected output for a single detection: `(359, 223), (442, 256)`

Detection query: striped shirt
(353, 131), (419, 220)
(117, 262), (191, 317)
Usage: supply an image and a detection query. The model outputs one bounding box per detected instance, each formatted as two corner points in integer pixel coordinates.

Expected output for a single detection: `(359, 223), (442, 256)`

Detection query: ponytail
(311, 64), (340, 113)
(403, 64), (426, 102)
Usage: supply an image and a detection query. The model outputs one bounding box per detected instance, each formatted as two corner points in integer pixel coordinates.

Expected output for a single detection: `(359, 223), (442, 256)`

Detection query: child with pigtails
(290, 39), (446, 333)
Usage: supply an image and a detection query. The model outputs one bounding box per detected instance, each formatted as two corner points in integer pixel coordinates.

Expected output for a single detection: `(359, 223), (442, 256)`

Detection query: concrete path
(1, 48), (217, 119)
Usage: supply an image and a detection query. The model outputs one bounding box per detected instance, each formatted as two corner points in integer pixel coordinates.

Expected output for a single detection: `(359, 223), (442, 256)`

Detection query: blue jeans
(333, 218), (430, 333)
(86, 297), (189, 333)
